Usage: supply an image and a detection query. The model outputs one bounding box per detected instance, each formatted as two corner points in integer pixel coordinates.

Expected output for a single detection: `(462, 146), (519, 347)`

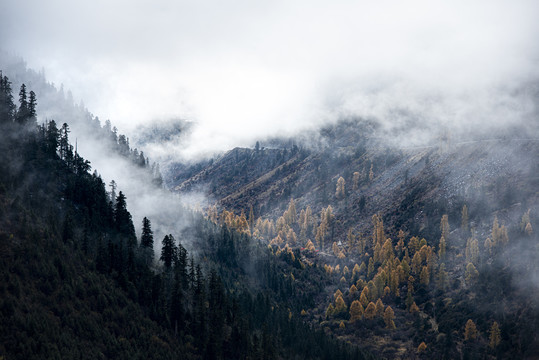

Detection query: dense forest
(0, 73), (375, 359)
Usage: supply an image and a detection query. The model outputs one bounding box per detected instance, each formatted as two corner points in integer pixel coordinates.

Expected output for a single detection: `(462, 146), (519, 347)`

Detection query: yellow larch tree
(440, 214), (450, 242)
(489, 321), (501, 349)
(438, 236), (446, 259)
(464, 319), (478, 341)
(465, 263), (479, 286)
(420, 266), (430, 286)
(349, 300), (364, 322)
(360, 287), (369, 307)
(383, 306), (396, 329)
(336, 176), (346, 199)
(352, 171), (360, 191)
(375, 299), (385, 317)
(364, 301), (376, 320)
(349, 284), (358, 297)
(334, 295), (347, 316)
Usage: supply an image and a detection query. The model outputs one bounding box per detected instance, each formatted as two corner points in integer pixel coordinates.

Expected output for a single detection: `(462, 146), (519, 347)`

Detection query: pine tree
(364, 302), (376, 320)
(140, 217), (154, 265)
(16, 84), (29, 124)
(0, 73), (16, 122)
(438, 236), (446, 259)
(417, 342), (427, 353)
(360, 289), (369, 308)
(465, 262), (479, 286)
(325, 303), (335, 318)
(45, 120), (60, 156)
(440, 215), (450, 241)
(335, 176), (346, 199)
(114, 192), (136, 240)
(464, 319), (478, 341)
(437, 263), (448, 290)
(420, 266), (430, 286)
(383, 306), (396, 329)
(349, 300), (364, 322)
(375, 299), (384, 317)
(334, 295), (347, 316)
(465, 238), (479, 265)
(160, 234), (177, 269)
(352, 171), (360, 191)
(489, 321), (501, 349)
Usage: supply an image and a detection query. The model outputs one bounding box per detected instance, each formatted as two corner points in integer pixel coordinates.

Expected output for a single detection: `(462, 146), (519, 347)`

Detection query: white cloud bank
(1, 0), (538, 158)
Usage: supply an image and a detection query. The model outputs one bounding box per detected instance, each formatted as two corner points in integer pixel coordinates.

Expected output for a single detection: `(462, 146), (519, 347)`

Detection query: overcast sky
(1, 0), (538, 157)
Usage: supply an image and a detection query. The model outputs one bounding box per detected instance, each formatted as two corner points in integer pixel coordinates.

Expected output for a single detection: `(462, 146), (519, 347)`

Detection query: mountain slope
(169, 118), (539, 359)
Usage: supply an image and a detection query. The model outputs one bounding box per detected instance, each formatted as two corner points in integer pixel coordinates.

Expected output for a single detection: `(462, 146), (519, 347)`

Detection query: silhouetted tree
(160, 234), (177, 269)
(140, 217), (154, 265)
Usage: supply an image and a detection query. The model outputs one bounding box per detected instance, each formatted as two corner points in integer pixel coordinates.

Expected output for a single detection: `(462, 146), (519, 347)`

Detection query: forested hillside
(0, 74), (375, 359)
(171, 119), (539, 358)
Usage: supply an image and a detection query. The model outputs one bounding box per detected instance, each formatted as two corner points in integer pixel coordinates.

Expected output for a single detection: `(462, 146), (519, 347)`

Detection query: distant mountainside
(170, 118), (538, 241)
(169, 118), (539, 358)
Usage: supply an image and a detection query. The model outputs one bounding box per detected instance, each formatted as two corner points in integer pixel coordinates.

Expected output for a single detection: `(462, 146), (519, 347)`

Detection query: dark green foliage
(160, 234), (177, 269)
(140, 217), (154, 265)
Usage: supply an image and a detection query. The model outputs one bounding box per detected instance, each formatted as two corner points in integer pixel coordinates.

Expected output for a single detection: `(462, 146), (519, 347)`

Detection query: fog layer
(2, 0), (538, 158)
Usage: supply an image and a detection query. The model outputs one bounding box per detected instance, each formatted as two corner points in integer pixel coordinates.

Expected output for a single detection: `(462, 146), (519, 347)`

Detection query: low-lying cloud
(1, 0), (538, 159)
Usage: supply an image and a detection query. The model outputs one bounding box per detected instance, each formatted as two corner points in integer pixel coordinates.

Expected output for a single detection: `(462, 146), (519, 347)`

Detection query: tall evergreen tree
(0, 73), (16, 123)
(140, 217), (154, 265)
(160, 234), (177, 269)
(16, 84), (30, 124)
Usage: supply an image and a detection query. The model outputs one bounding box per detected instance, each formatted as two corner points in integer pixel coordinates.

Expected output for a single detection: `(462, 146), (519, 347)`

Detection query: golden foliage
(489, 321), (501, 349)
(383, 306), (396, 329)
(464, 319), (478, 341)
(349, 300), (364, 323)
(364, 302), (376, 320)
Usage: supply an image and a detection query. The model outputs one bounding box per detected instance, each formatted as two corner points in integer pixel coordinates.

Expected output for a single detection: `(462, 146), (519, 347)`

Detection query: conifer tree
(114, 192), (136, 240)
(489, 321), (501, 349)
(160, 234), (177, 269)
(464, 319), (478, 341)
(352, 171), (360, 191)
(383, 306), (396, 329)
(140, 217), (154, 265)
(336, 176), (346, 199)
(349, 300), (364, 323)
(334, 295), (347, 316)
(465, 262), (479, 286)
(0, 73), (16, 122)
(364, 301), (376, 320)
(360, 288), (369, 308)
(325, 303), (335, 318)
(16, 84), (29, 124)
(375, 298), (384, 317)
(420, 266), (430, 286)
(438, 236), (446, 259)
(440, 215), (450, 241)
(437, 263), (448, 290)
